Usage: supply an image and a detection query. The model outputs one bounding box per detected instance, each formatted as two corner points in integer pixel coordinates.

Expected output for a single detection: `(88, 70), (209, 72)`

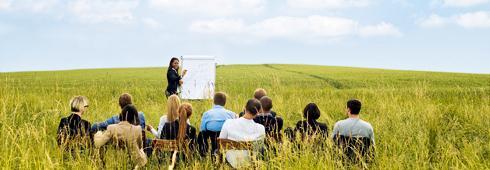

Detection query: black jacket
(160, 120), (197, 150)
(166, 68), (182, 94)
(57, 114), (93, 148)
(295, 120), (328, 137)
(253, 114), (283, 140)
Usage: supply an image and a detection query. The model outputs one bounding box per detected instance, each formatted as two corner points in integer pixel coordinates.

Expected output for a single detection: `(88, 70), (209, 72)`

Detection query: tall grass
(0, 64), (489, 169)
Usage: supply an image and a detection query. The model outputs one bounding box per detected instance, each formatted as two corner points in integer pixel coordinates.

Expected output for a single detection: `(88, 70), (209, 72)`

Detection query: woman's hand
(179, 80), (183, 85)
(145, 124), (154, 131)
(182, 69), (188, 76)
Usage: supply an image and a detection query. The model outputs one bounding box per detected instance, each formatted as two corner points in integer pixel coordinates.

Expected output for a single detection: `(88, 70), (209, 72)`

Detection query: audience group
(57, 89), (375, 169)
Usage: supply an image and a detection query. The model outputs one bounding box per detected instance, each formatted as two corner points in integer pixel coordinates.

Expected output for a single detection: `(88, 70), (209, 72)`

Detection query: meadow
(0, 64), (489, 169)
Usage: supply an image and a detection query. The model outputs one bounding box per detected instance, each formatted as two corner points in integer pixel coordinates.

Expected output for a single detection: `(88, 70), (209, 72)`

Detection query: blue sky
(0, 0), (489, 73)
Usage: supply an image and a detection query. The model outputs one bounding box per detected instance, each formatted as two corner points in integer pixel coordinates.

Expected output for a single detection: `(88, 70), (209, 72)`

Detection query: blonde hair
(70, 96), (89, 113)
(167, 95), (181, 122)
(177, 103), (193, 145)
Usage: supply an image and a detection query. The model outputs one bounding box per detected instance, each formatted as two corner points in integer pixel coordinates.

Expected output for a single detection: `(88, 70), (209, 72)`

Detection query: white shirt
(219, 117), (265, 168)
(150, 115), (191, 138)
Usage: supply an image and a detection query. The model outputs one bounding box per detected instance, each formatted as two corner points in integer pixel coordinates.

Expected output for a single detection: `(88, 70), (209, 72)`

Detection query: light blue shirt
(333, 118), (375, 144)
(200, 105), (237, 132)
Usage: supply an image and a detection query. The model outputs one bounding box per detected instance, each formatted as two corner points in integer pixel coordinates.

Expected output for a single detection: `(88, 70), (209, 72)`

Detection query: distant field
(1, 64), (489, 169)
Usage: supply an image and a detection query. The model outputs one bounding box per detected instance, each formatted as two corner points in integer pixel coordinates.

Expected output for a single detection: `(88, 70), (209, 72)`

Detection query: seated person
(94, 105), (147, 169)
(197, 92), (237, 156)
(219, 99), (265, 168)
(90, 93), (146, 132)
(239, 88), (277, 117)
(253, 96), (283, 141)
(146, 95), (190, 138)
(57, 96), (93, 151)
(332, 99), (375, 161)
(294, 103), (328, 139)
(159, 103), (197, 151)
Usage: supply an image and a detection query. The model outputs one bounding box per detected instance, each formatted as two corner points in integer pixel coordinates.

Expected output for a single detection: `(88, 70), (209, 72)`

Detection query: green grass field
(1, 64), (489, 169)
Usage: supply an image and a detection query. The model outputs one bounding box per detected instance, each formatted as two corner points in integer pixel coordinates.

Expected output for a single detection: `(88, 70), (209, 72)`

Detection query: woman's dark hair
(303, 103), (320, 122)
(245, 99), (262, 116)
(168, 57), (179, 70)
(120, 104), (140, 126)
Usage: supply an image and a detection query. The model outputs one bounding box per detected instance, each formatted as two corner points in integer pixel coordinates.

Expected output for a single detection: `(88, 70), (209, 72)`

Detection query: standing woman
(166, 57), (187, 98)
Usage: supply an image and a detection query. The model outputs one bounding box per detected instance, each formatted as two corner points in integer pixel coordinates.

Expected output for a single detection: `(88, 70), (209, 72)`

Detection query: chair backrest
(333, 135), (373, 162)
(217, 139), (254, 151)
(152, 139), (178, 151)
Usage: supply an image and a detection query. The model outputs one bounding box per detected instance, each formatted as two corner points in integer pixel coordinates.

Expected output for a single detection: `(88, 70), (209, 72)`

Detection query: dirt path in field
(263, 64), (346, 89)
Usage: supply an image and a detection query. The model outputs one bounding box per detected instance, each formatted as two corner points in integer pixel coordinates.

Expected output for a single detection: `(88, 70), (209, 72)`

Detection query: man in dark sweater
(253, 96), (283, 141)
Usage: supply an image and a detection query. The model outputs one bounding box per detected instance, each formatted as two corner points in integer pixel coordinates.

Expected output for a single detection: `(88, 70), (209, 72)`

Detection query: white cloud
(69, 0), (139, 24)
(359, 22), (402, 37)
(454, 11), (490, 28)
(0, 0), (58, 12)
(442, 0), (489, 7)
(189, 16), (401, 41)
(0, 0), (11, 10)
(419, 11), (490, 29)
(250, 16), (358, 38)
(287, 0), (370, 9)
(149, 0), (265, 16)
(418, 14), (449, 28)
(190, 19), (246, 34)
(142, 18), (162, 29)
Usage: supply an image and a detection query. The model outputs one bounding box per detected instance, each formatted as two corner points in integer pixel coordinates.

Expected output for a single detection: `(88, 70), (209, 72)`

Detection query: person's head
(213, 92), (227, 106)
(177, 103), (193, 143)
(120, 104), (140, 126)
(254, 88), (267, 100)
(346, 99), (362, 115)
(260, 96), (273, 113)
(168, 57), (180, 70)
(244, 99), (262, 118)
(167, 94), (181, 122)
(70, 96), (89, 114)
(303, 103), (320, 122)
(119, 93), (133, 109)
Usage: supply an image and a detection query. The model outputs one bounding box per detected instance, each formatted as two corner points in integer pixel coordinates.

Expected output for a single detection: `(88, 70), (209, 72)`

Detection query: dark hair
(347, 99), (362, 114)
(119, 93), (133, 109)
(254, 88), (267, 100)
(168, 57), (179, 70)
(303, 103), (320, 122)
(245, 99), (262, 116)
(260, 96), (272, 112)
(213, 92), (227, 106)
(120, 104), (140, 126)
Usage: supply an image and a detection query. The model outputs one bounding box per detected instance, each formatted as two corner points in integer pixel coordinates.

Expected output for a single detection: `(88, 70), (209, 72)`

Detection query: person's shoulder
(317, 122), (329, 131)
(133, 124), (143, 131)
(224, 108), (236, 115)
(59, 116), (68, 123)
(295, 120), (306, 126)
(255, 122), (265, 133)
(221, 119), (235, 129)
(334, 119), (347, 126)
(138, 112), (145, 117)
(106, 124), (118, 131)
(188, 125), (197, 133)
(81, 119), (91, 126)
(359, 119), (374, 129)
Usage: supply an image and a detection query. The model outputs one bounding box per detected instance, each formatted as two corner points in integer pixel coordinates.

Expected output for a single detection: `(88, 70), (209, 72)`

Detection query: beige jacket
(94, 121), (147, 168)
